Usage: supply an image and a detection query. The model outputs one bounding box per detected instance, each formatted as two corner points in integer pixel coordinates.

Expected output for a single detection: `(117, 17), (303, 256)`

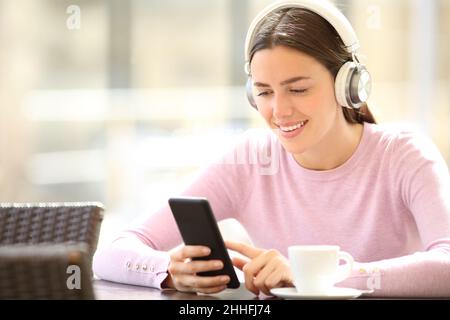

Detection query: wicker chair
(0, 202), (104, 253)
(0, 202), (104, 299)
(0, 243), (95, 299)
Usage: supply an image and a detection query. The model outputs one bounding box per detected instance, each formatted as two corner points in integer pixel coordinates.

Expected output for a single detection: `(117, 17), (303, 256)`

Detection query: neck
(293, 118), (364, 171)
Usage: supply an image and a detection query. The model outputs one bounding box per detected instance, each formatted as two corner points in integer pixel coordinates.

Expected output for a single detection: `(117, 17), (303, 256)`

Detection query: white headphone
(245, 0), (372, 110)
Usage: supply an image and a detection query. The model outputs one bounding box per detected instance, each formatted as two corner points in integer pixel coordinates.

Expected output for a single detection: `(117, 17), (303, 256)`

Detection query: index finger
(172, 245), (211, 261)
(225, 241), (263, 259)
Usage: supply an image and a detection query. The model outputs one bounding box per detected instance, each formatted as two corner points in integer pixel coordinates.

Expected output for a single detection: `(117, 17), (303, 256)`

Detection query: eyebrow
(253, 76), (311, 87)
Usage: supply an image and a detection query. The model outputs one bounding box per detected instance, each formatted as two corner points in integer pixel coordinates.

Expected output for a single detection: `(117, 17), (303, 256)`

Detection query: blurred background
(0, 0), (449, 244)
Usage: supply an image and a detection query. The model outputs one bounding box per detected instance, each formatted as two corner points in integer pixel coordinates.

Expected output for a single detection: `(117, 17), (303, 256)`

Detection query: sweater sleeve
(338, 131), (450, 297)
(93, 133), (254, 288)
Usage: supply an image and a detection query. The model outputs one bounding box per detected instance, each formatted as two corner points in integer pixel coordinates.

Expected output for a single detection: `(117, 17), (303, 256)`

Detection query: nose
(272, 92), (294, 119)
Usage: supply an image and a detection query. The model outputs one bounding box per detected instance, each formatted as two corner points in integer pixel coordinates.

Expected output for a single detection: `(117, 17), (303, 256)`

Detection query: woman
(93, 0), (450, 297)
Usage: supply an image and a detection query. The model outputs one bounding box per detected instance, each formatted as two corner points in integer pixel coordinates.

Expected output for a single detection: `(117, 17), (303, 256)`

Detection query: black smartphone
(168, 197), (240, 289)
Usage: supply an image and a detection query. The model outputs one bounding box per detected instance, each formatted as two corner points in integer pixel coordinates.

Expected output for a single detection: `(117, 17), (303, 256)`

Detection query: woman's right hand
(164, 245), (231, 294)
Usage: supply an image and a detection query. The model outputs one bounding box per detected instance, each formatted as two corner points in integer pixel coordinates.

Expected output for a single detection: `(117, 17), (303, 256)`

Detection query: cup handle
(335, 251), (354, 283)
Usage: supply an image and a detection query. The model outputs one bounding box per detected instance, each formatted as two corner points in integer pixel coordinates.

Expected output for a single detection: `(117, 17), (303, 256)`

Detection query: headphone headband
(244, 0), (360, 75)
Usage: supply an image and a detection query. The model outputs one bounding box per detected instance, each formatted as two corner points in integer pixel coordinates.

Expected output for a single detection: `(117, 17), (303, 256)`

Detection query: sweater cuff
(121, 250), (171, 289)
(336, 262), (383, 294)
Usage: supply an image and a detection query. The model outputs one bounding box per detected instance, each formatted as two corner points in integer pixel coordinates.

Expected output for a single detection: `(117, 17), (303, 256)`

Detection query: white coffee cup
(288, 245), (354, 294)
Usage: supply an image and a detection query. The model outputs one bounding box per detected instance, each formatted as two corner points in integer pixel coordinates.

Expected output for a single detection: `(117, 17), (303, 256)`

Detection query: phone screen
(168, 197), (240, 289)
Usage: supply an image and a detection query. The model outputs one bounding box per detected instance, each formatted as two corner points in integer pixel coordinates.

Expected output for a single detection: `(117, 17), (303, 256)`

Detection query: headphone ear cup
(335, 61), (355, 109)
(349, 67), (371, 107)
(335, 61), (372, 109)
(246, 77), (258, 109)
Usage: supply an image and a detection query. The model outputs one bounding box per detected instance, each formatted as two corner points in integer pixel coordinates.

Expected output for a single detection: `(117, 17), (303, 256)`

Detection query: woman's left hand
(225, 241), (294, 296)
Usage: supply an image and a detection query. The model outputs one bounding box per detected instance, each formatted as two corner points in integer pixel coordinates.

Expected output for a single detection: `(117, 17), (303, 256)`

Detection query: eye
(290, 89), (308, 94)
(256, 91), (271, 97)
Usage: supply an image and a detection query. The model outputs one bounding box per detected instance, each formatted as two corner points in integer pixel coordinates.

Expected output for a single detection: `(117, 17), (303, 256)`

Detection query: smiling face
(250, 45), (344, 156)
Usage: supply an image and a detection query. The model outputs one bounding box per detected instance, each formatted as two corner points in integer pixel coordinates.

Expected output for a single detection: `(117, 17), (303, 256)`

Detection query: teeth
(280, 121), (307, 132)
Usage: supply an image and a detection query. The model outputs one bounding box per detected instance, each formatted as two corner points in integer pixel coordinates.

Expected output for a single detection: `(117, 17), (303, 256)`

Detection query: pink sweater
(93, 123), (450, 297)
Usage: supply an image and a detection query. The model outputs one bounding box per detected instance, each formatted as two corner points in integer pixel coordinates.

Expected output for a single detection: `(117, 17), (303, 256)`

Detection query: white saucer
(270, 287), (370, 300)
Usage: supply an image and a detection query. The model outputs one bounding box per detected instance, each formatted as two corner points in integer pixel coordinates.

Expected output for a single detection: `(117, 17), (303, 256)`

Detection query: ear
(246, 77), (258, 109)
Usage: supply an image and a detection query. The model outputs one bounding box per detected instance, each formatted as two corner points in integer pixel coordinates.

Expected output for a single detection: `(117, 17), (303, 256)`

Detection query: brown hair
(249, 8), (376, 124)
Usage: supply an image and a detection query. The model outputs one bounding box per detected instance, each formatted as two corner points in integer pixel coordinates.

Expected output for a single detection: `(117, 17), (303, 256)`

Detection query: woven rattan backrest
(0, 202), (104, 256)
(0, 203), (104, 299)
(0, 243), (94, 299)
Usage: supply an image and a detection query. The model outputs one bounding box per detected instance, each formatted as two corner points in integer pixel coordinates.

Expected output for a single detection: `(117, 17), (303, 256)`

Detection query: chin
(279, 141), (309, 155)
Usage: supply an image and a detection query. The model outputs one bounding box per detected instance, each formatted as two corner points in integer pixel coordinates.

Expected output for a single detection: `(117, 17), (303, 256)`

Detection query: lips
(277, 120), (309, 132)
(275, 120), (309, 139)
